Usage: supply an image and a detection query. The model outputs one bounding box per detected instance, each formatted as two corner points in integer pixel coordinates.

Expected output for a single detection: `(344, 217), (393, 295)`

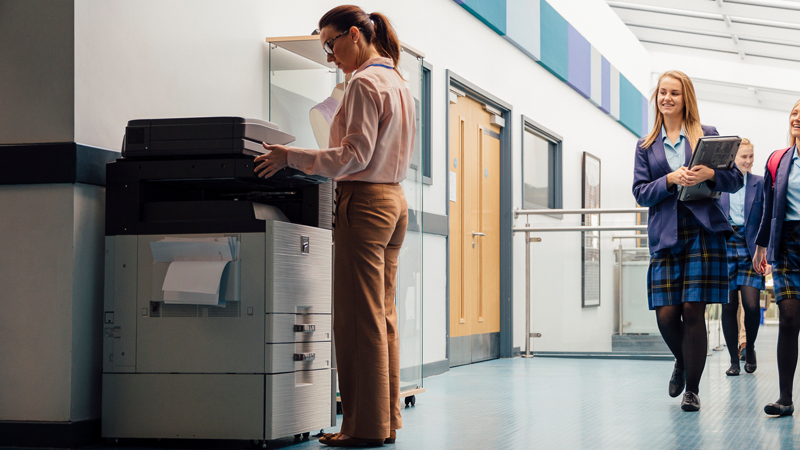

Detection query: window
(522, 117), (562, 210)
(422, 61), (432, 184)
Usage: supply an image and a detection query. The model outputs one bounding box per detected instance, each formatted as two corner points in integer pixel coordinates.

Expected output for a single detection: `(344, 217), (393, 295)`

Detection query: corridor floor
(33, 324), (800, 450)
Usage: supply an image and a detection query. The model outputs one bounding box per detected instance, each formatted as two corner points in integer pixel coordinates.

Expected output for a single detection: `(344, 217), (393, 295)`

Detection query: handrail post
(523, 226), (532, 358)
(618, 239), (624, 336)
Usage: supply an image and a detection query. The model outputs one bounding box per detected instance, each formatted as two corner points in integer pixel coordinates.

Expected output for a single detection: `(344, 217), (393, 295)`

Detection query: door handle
(472, 231), (486, 238)
(294, 324), (316, 333)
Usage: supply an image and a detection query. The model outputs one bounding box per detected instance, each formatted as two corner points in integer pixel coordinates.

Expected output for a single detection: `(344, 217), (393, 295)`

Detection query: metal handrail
(514, 207), (646, 358)
(515, 207), (646, 218)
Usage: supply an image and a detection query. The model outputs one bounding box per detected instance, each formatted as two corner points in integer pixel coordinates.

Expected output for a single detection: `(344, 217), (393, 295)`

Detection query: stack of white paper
(150, 237), (240, 306)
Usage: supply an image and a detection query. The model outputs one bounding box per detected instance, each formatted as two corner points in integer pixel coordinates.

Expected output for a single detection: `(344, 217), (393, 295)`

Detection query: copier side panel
(102, 235), (137, 373)
(101, 373), (264, 439)
(135, 233), (265, 374)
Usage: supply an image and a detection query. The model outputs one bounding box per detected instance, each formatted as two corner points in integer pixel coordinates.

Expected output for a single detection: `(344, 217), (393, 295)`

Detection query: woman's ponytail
(369, 12), (401, 72)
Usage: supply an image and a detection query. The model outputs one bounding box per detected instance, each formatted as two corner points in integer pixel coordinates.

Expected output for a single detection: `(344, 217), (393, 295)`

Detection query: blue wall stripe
(610, 66), (620, 120)
(505, 0), (541, 61)
(539, 1), (568, 82)
(566, 24), (591, 99)
(456, 0), (507, 35)
(601, 56), (610, 114)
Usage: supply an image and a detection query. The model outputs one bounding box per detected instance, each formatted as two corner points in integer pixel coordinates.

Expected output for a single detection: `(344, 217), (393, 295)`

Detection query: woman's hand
(667, 167), (689, 188)
(766, 264), (773, 276)
(683, 165), (716, 186)
(254, 143), (289, 178)
(753, 246), (768, 274)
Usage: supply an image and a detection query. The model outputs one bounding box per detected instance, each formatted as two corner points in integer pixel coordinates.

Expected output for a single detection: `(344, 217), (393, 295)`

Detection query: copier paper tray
(123, 116), (295, 158)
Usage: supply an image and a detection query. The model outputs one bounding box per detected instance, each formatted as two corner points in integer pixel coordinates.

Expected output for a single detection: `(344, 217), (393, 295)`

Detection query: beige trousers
(333, 181), (407, 440)
(737, 295), (746, 347)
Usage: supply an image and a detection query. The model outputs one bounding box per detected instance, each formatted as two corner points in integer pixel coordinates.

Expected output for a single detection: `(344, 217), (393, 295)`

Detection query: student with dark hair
(254, 5), (415, 446)
(633, 70), (743, 412)
(719, 138), (767, 376)
(754, 99), (800, 417)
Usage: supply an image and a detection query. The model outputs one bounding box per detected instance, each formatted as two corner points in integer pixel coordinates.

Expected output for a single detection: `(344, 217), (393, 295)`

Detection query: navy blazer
(719, 173), (764, 259)
(632, 125), (745, 254)
(756, 145), (796, 263)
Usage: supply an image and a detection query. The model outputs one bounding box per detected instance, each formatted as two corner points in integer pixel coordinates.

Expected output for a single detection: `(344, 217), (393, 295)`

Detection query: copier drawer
(266, 221), (332, 314)
(265, 369), (332, 440)
(266, 313), (332, 343)
(265, 341), (331, 373)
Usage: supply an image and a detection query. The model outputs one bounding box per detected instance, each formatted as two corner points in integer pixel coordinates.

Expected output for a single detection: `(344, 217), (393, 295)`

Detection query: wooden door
(449, 94), (501, 365)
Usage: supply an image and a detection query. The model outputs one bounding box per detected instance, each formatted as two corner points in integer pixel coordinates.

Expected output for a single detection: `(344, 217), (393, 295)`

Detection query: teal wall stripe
(456, 0), (507, 35)
(538, 1), (568, 82)
(619, 75), (643, 137)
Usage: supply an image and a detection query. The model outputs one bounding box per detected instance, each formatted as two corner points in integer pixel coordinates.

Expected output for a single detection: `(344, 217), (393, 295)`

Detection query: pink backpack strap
(768, 147), (792, 186)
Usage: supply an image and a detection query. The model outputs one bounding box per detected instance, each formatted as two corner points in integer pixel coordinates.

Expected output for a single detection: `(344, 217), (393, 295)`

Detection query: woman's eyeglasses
(323, 30), (350, 56)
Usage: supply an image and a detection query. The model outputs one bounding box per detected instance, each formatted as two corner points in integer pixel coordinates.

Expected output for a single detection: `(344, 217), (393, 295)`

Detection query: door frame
(445, 70), (514, 362)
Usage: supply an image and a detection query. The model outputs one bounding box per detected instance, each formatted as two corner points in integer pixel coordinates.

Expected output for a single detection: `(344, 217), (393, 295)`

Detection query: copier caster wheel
(304, 432), (311, 439)
(404, 395), (416, 407)
(249, 439), (266, 449)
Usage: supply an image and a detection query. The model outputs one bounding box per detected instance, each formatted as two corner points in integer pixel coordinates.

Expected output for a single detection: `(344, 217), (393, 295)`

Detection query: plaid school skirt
(727, 226), (765, 291)
(647, 205), (730, 310)
(772, 221), (800, 302)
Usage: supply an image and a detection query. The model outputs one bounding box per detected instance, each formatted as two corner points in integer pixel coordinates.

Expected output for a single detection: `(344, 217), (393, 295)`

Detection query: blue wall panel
(566, 24), (591, 99)
(454, 0), (647, 137)
(600, 56), (611, 114)
(505, 0), (540, 61)
(455, 0), (507, 35)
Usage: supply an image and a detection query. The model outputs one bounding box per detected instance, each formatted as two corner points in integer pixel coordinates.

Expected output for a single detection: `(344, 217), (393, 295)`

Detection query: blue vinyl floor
(28, 324), (800, 450)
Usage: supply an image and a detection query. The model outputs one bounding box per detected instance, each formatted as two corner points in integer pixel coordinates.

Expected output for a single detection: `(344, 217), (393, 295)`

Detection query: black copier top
(122, 116), (295, 159)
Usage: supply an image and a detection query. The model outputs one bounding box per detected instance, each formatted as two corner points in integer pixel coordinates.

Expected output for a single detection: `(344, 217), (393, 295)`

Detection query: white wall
(73, 0), (654, 360)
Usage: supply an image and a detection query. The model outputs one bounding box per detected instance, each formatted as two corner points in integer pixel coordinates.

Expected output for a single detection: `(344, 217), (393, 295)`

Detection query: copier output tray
(123, 116), (295, 158)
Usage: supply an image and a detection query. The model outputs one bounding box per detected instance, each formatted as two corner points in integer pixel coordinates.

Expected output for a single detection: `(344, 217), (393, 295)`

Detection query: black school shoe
(669, 364), (686, 398)
(726, 363), (740, 376)
(744, 349), (757, 373)
(764, 403), (794, 416)
(681, 392), (701, 411)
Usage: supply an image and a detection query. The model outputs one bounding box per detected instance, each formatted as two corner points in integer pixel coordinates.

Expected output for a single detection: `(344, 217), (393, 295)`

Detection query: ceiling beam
(607, 0), (800, 25)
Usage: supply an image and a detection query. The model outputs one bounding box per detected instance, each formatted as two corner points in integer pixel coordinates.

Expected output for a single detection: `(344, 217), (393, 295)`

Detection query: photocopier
(101, 117), (335, 442)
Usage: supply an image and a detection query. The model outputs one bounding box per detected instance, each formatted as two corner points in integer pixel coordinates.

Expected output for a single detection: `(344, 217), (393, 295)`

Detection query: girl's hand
(667, 167), (689, 188)
(254, 143), (289, 178)
(753, 246), (768, 274)
(683, 165), (716, 186)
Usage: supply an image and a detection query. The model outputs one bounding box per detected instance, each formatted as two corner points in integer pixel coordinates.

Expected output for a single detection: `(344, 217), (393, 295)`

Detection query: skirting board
(0, 419), (101, 448)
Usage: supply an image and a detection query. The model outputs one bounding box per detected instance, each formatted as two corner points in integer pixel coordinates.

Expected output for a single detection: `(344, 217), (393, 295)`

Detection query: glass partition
(396, 47), (424, 394)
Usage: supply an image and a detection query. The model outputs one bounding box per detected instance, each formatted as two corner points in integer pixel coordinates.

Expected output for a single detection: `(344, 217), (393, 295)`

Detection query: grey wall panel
(70, 184), (105, 421)
(449, 336), (471, 368)
(0, 0), (74, 144)
(265, 370), (332, 439)
(0, 185), (74, 421)
(265, 313), (332, 344)
(135, 233), (264, 374)
(101, 374), (263, 440)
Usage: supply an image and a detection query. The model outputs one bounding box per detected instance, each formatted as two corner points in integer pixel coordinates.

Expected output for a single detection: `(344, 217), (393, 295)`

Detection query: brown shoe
(319, 432), (341, 443)
(384, 430), (396, 444)
(321, 435), (384, 447)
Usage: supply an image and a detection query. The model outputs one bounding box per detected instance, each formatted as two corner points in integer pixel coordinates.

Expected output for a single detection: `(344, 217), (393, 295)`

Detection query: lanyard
(366, 63), (394, 70)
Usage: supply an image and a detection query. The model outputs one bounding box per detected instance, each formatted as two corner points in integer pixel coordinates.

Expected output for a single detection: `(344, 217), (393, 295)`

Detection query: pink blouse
(286, 57), (416, 183)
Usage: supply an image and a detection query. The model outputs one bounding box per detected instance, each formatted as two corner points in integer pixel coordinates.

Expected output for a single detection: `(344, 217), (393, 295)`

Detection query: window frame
(422, 60), (433, 185)
(520, 115), (563, 213)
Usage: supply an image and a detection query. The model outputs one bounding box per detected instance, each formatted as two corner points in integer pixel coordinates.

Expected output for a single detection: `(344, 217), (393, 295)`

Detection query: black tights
(655, 302), (708, 394)
(721, 287), (761, 365)
(777, 299), (800, 406)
